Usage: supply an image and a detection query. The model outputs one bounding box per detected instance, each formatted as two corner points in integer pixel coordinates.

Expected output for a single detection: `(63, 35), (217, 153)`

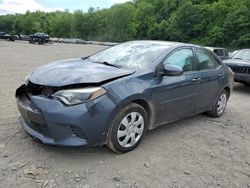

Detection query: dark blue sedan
(16, 41), (234, 153)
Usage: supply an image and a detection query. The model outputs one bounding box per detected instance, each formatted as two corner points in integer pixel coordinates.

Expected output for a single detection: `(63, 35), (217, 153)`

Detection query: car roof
(205, 46), (227, 51)
(34, 32), (48, 35)
(128, 40), (199, 48)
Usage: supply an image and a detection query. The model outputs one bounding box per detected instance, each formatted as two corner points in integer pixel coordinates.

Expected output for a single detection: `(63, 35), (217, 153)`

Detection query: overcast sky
(0, 0), (132, 15)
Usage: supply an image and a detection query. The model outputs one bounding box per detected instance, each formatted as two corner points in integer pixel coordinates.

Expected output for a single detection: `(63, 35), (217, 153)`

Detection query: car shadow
(233, 83), (250, 94)
(35, 138), (113, 156)
(36, 113), (206, 157)
(143, 113), (207, 139)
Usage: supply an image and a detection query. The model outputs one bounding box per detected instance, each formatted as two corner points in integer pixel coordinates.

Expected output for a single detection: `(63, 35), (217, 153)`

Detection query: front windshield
(233, 50), (250, 60)
(89, 41), (171, 69)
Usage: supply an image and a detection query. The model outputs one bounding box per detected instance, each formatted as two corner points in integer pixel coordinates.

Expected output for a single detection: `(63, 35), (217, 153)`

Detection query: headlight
(51, 87), (107, 105)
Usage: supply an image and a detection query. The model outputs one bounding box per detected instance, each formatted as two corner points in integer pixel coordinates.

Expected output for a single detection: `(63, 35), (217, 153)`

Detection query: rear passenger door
(194, 48), (225, 113)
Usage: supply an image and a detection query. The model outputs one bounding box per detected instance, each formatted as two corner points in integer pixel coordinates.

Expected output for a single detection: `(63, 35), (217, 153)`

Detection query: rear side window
(196, 50), (220, 70)
(163, 49), (195, 71)
(214, 49), (224, 56)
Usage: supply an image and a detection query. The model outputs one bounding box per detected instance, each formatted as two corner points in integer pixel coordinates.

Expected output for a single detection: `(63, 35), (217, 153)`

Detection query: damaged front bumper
(16, 84), (117, 147)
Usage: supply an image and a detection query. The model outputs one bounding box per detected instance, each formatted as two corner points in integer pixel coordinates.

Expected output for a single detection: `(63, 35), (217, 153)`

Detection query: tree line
(0, 0), (249, 49)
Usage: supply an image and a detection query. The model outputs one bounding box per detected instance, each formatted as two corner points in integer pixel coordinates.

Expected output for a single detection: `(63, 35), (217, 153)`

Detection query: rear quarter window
(214, 49), (224, 57)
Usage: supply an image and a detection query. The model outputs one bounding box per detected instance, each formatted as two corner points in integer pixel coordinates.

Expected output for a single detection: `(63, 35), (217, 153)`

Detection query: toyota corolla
(16, 41), (234, 153)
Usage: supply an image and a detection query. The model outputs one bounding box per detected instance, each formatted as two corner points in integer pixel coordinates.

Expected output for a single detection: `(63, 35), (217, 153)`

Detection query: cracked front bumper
(16, 85), (117, 147)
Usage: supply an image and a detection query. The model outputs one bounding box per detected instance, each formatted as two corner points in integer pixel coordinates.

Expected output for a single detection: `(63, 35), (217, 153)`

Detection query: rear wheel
(207, 90), (228, 118)
(107, 103), (148, 153)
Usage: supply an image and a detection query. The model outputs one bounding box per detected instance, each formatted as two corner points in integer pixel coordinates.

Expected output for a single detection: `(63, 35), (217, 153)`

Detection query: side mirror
(161, 64), (183, 76)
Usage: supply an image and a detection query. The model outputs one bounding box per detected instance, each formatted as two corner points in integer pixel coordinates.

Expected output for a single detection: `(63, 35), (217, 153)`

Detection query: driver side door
(155, 47), (202, 126)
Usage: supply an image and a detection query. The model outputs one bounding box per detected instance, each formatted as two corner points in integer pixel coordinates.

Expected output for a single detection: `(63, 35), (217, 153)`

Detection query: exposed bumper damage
(15, 83), (118, 147)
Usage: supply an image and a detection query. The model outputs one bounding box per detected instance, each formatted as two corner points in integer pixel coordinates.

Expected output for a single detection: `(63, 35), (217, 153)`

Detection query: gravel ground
(0, 40), (249, 188)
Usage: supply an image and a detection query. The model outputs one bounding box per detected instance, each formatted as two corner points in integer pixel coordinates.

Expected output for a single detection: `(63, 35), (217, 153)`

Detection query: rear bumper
(16, 85), (117, 147)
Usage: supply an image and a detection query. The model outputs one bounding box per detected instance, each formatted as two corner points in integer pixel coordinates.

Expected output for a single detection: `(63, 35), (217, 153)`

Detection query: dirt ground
(0, 40), (249, 188)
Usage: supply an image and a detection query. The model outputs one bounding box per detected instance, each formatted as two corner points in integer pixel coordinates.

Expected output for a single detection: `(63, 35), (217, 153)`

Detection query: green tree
(0, 0), (249, 49)
(106, 3), (137, 41)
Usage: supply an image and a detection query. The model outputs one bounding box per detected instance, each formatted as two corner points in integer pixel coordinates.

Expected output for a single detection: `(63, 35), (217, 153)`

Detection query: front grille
(26, 82), (59, 97)
(230, 66), (250, 74)
(17, 84), (52, 138)
(26, 120), (51, 137)
(70, 126), (86, 140)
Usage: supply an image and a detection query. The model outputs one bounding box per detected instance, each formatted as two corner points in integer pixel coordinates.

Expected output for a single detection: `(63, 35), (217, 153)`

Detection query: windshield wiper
(81, 56), (90, 60)
(233, 57), (243, 60)
(97, 61), (121, 68)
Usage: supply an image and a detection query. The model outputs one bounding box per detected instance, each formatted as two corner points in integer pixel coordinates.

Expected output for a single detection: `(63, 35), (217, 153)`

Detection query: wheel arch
(118, 95), (156, 131)
(224, 86), (231, 98)
(129, 99), (155, 130)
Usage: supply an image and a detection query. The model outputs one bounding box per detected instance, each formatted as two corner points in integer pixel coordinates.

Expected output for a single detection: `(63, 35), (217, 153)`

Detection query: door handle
(192, 78), (201, 84)
(219, 73), (225, 78)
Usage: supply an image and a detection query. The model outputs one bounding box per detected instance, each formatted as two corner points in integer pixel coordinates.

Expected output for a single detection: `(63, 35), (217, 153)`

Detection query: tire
(107, 103), (148, 153)
(207, 90), (228, 118)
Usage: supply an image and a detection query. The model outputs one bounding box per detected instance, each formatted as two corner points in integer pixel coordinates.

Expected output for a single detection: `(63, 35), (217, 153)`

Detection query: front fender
(102, 90), (156, 144)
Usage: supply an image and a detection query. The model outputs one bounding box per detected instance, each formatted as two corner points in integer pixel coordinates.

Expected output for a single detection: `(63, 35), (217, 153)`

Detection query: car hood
(29, 58), (135, 87)
(224, 58), (250, 67)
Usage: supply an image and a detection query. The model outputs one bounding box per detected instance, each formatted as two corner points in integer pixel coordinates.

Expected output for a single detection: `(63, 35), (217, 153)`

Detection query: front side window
(163, 49), (195, 71)
(196, 50), (220, 70)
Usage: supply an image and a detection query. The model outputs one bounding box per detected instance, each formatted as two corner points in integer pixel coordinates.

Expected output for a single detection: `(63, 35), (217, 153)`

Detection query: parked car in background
(103, 42), (119, 46)
(6, 34), (19, 41)
(29, 33), (50, 44)
(0, 32), (19, 41)
(0, 32), (7, 39)
(205, 47), (229, 60)
(230, 50), (240, 57)
(19, 35), (30, 41)
(224, 49), (250, 86)
(16, 41), (233, 153)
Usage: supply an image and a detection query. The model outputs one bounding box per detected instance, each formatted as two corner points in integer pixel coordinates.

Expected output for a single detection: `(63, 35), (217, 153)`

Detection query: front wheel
(107, 103), (148, 153)
(207, 90), (228, 118)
